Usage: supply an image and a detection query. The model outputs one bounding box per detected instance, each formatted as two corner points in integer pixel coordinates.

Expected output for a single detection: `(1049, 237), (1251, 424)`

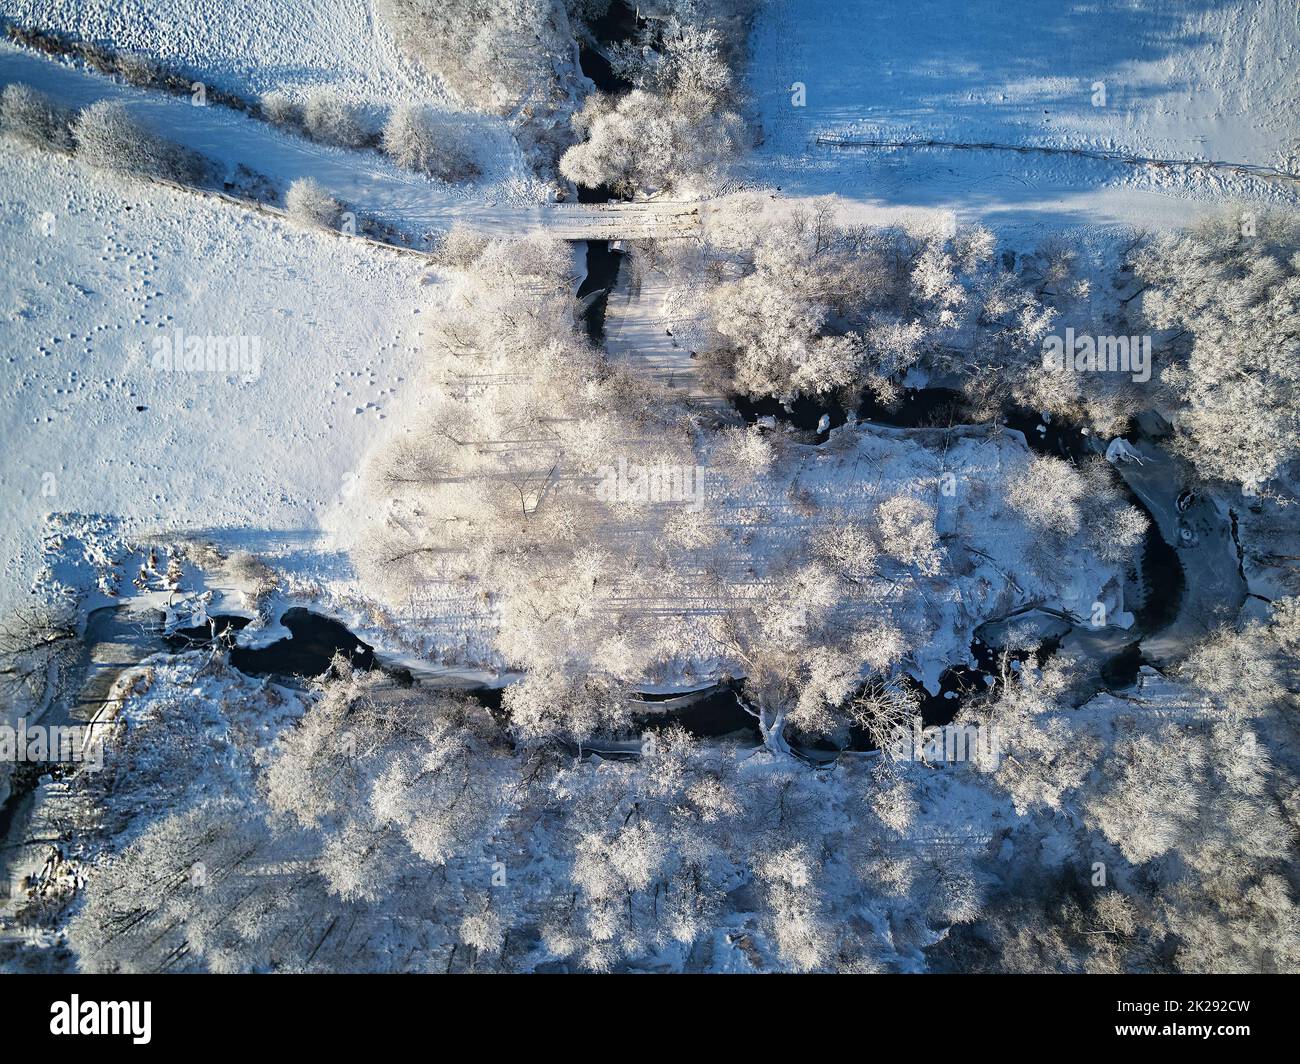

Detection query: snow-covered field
(0, 146), (428, 613)
(1, 0), (448, 106)
(745, 0), (1300, 235)
(752, 0), (1299, 163)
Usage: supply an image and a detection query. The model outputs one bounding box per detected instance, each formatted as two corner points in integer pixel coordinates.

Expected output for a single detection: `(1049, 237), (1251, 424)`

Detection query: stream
(731, 381), (1239, 746)
(572, 0), (639, 344)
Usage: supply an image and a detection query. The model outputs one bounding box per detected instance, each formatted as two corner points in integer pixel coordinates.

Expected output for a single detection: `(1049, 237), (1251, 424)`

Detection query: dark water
(165, 614), (251, 649)
(1003, 404), (1090, 462)
(1130, 499), (1185, 634)
(588, 0), (640, 48)
(833, 664), (995, 754)
(577, 43), (620, 94)
(635, 682), (760, 740)
(572, 15), (631, 343)
(165, 608), (388, 684)
(732, 385), (970, 444)
(129, 607), (389, 685)
(228, 608), (379, 680)
(858, 386), (972, 428)
(734, 392), (847, 441)
(577, 0), (639, 94)
(1100, 642), (1144, 689)
(571, 4), (638, 343)
(577, 239), (623, 343)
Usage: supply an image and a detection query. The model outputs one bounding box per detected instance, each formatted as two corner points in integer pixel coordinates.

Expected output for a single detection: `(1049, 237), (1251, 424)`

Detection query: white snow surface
(1, 0), (449, 106)
(0, 146), (429, 613)
(744, 0), (1300, 237)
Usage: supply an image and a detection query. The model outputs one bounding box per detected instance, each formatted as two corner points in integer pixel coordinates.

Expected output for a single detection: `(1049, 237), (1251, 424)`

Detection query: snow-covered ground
(744, 0), (1300, 237)
(0, 146), (429, 613)
(1, 0), (448, 106)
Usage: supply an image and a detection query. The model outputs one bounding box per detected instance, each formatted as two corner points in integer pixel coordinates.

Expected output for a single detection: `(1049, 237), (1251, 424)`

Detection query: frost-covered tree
(0, 83), (74, 150)
(669, 200), (1041, 407)
(959, 652), (1097, 815)
(382, 104), (480, 183)
(1174, 618), (1290, 723)
(875, 494), (943, 576)
(300, 88), (370, 149)
(1004, 455), (1146, 573)
(541, 727), (739, 969)
(355, 232), (709, 744)
(72, 100), (208, 183)
(379, 0), (577, 116)
(69, 657), (522, 973)
(559, 2), (756, 194)
(259, 89), (302, 129)
(560, 87), (743, 195)
(285, 177), (342, 230)
(1137, 211), (1300, 488)
(0, 602), (78, 712)
(265, 661), (512, 895)
(756, 844), (832, 971)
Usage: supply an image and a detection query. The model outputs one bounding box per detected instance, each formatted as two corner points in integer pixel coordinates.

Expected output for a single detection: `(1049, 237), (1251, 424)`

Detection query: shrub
(301, 89), (369, 149)
(260, 89), (303, 129)
(285, 177), (342, 229)
(72, 100), (208, 183)
(1005, 455), (1086, 538)
(0, 83), (74, 150)
(381, 104), (480, 183)
(116, 50), (161, 87)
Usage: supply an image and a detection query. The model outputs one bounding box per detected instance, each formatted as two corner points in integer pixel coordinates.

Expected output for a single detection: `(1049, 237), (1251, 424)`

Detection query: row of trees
(658, 198), (1058, 407)
(56, 597), (1299, 973)
(661, 197), (1300, 503)
(1135, 211), (1300, 490)
(76, 596), (1298, 973)
(62, 654), (985, 973)
(1, 86), (210, 185)
(261, 87), (481, 183)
